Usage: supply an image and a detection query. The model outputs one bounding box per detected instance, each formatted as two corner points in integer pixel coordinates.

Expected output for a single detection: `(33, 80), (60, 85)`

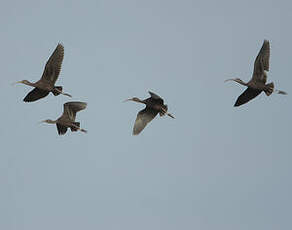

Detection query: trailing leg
(52, 86), (72, 97)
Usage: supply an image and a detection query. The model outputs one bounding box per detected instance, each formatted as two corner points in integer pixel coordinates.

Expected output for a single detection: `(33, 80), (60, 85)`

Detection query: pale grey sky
(1, 0), (292, 229)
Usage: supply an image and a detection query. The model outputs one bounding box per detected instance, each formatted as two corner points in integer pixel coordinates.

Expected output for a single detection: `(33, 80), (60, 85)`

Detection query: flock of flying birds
(13, 40), (287, 135)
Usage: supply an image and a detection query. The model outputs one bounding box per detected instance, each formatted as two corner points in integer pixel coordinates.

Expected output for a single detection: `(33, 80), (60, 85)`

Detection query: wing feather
(63, 101), (87, 121)
(41, 44), (64, 85)
(234, 87), (262, 107)
(252, 40), (270, 82)
(23, 88), (49, 102)
(133, 107), (158, 135)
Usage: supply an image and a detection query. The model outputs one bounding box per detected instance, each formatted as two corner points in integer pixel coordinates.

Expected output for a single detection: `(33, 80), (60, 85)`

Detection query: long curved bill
(224, 78), (236, 83)
(11, 81), (23, 86)
(123, 98), (132, 102)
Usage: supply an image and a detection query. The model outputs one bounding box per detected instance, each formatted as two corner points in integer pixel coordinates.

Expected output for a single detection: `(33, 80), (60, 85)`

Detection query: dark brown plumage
(41, 102), (87, 135)
(125, 91), (175, 135)
(13, 44), (71, 102)
(234, 88), (262, 107)
(225, 40), (287, 107)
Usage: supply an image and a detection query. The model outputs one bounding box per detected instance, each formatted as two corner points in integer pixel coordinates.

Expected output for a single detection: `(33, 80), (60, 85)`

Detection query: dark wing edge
(133, 108), (158, 135)
(234, 87), (262, 107)
(23, 88), (50, 102)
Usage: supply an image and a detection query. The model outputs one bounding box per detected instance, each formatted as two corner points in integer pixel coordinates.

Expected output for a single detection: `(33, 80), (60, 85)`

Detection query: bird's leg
(54, 88), (72, 97)
(167, 113), (175, 119)
(71, 124), (87, 133)
(161, 107), (175, 119)
(265, 82), (287, 95)
(274, 89), (287, 95)
(80, 128), (87, 133)
(63, 92), (72, 97)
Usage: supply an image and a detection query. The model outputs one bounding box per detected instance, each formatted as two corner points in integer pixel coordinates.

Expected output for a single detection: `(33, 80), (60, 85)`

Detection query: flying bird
(225, 40), (287, 106)
(124, 91), (175, 135)
(41, 101), (87, 135)
(13, 44), (71, 102)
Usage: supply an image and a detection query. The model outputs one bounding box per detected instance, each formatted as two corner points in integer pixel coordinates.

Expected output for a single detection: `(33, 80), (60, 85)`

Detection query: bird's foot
(275, 89), (287, 95)
(80, 128), (87, 133)
(63, 92), (72, 97)
(167, 113), (175, 119)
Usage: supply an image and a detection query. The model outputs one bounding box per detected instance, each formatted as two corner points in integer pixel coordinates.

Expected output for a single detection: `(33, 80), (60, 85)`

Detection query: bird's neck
(134, 98), (145, 104)
(235, 79), (248, 86)
(23, 80), (35, 87)
(47, 119), (57, 124)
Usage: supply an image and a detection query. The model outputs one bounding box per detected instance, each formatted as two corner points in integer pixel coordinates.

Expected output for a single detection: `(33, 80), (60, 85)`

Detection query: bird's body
(42, 102), (87, 135)
(225, 40), (286, 106)
(13, 44), (71, 102)
(125, 91), (175, 135)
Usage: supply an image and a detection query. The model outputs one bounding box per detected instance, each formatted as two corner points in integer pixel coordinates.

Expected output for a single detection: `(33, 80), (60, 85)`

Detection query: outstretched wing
(41, 44), (64, 85)
(56, 123), (68, 135)
(234, 87), (262, 107)
(133, 107), (158, 135)
(63, 101), (87, 121)
(252, 40), (270, 82)
(23, 88), (49, 102)
(148, 91), (164, 104)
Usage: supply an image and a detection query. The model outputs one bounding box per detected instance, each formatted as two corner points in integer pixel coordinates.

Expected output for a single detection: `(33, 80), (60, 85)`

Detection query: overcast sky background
(1, 0), (292, 229)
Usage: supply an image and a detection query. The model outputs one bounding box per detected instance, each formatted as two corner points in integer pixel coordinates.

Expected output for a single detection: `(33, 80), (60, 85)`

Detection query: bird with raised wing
(124, 91), (175, 135)
(13, 44), (71, 102)
(41, 101), (87, 135)
(225, 40), (287, 107)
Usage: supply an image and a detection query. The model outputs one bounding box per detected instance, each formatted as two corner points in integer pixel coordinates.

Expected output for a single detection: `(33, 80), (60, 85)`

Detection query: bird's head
(40, 119), (56, 124)
(11, 80), (31, 86)
(123, 97), (142, 103)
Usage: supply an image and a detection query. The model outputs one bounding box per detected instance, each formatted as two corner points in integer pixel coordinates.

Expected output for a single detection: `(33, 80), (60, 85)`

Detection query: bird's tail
(264, 82), (274, 96)
(159, 105), (175, 118)
(159, 105), (168, 116)
(70, 122), (80, 132)
(71, 122), (87, 133)
(52, 86), (63, 96)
